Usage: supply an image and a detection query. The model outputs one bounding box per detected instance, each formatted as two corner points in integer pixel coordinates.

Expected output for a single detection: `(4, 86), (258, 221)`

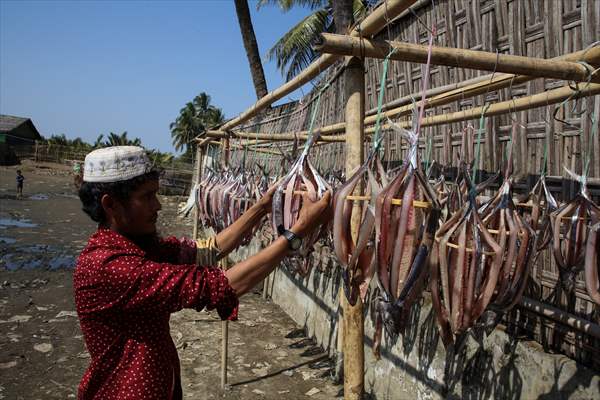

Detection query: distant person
(73, 161), (83, 189)
(16, 170), (24, 199)
(74, 146), (331, 399)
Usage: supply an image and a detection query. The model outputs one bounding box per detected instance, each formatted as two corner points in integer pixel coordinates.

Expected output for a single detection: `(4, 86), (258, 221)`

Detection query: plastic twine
(301, 83), (330, 155)
(415, 25), (436, 138)
(373, 48), (398, 154)
(584, 110), (597, 179)
(472, 103), (491, 182)
(424, 134), (433, 176)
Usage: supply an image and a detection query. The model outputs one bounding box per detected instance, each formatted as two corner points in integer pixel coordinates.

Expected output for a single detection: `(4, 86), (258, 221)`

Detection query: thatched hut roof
(0, 114), (43, 144)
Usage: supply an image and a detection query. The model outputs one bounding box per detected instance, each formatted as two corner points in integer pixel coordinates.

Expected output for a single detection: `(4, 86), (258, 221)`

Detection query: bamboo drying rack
(191, 0), (600, 394)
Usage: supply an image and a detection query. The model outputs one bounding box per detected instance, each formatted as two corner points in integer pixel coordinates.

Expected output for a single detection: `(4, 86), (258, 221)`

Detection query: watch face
(290, 237), (302, 251)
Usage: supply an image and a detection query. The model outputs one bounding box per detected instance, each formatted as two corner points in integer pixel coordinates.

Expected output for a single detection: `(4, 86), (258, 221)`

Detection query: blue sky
(0, 0), (313, 152)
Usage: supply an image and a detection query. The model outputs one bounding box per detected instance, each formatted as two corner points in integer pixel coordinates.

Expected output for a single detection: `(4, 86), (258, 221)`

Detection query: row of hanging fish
(331, 119), (599, 356)
(271, 132), (333, 275)
(180, 165), (271, 237)
(182, 116), (598, 355)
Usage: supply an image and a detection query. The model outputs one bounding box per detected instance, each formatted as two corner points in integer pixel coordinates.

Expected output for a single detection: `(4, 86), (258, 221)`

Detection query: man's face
(113, 179), (162, 236)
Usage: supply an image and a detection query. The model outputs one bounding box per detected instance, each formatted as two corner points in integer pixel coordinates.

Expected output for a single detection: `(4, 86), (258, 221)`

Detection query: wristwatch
(277, 225), (303, 251)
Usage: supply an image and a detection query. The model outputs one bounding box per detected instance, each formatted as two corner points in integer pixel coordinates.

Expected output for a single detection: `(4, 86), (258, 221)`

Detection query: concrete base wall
(205, 229), (600, 399)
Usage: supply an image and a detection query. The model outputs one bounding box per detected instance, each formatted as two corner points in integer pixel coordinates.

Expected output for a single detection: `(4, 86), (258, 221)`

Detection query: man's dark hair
(78, 170), (160, 224)
(16, 170), (22, 174)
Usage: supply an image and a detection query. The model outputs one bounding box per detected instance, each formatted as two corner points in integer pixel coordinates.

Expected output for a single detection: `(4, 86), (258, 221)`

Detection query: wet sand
(0, 161), (340, 399)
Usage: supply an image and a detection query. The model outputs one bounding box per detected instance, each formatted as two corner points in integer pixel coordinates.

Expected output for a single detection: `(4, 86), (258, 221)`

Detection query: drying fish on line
(371, 113), (441, 346)
(272, 130), (332, 275)
(332, 144), (388, 306)
(551, 167), (600, 294)
(477, 123), (536, 327)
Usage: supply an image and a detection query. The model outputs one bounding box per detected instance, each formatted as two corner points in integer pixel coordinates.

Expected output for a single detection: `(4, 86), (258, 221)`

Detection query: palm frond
(257, 0), (327, 12)
(266, 8), (330, 80)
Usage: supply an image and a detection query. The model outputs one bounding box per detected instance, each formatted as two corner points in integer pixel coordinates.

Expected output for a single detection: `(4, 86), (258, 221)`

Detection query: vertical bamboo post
(192, 145), (204, 241)
(220, 256), (229, 389)
(343, 56), (365, 400)
(218, 139), (230, 389)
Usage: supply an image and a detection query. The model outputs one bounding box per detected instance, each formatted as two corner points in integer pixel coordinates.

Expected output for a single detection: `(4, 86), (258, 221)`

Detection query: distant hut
(0, 114), (43, 165)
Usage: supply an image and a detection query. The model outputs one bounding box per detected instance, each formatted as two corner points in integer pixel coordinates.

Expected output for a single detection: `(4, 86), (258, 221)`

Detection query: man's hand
(256, 183), (278, 214)
(291, 191), (332, 237)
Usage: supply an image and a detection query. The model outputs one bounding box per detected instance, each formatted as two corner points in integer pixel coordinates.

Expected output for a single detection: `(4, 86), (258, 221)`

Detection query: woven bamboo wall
(224, 0), (600, 368)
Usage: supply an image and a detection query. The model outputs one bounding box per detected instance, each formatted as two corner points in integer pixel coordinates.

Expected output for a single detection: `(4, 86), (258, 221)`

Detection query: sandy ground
(0, 161), (340, 399)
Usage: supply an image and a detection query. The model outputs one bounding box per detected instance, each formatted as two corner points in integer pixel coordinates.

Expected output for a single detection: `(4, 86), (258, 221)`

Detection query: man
(16, 169), (24, 199)
(75, 146), (330, 399)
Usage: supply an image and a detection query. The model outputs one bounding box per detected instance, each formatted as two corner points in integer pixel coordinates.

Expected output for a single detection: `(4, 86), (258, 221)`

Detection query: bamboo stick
(197, 137), (215, 148)
(224, 47), (600, 140)
(343, 56), (365, 400)
(346, 195), (431, 208)
(192, 146), (204, 241)
(315, 33), (600, 83)
(211, 82), (599, 143)
(373, 82), (600, 131)
(519, 297), (600, 340)
(220, 257), (229, 389)
(204, 129), (349, 143)
(220, 0), (419, 131)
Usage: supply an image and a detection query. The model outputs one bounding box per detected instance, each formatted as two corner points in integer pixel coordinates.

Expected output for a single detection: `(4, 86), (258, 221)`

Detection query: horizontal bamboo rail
(229, 47), (600, 139)
(219, 0), (419, 131)
(345, 195), (430, 208)
(375, 82), (600, 131)
(315, 33), (600, 84)
(213, 82), (600, 142)
(205, 129), (348, 143)
(519, 297), (600, 340)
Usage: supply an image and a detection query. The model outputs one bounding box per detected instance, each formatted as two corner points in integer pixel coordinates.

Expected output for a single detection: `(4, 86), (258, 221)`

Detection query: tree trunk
(234, 0), (269, 100)
(332, 0), (354, 34)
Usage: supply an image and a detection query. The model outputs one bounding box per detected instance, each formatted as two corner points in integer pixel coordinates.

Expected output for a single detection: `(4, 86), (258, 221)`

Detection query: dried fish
(551, 169), (600, 293)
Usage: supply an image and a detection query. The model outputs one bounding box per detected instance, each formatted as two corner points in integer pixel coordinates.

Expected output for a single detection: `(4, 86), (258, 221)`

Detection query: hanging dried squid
(430, 164), (503, 347)
(518, 174), (559, 253)
(585, 221), (600, 305)
(372, 117), (441, 339)
(271, 132), (331, 275)
(551, 170), (600, 294)
(332, 151), (388, 305)
(477, 128), (536, 325)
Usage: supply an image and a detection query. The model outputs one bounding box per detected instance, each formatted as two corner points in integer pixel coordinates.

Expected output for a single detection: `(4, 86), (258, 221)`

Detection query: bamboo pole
(211, 82), (599, 143)
(371, 82), (600, 132)
(519, 297), (600, 340)
(196, 136), (215, 148)
(220, 0), (418, 132)
(227, 47), (600, 139)
(230, 44), (597, 137)
(316, 33), (600, 83)
(204, 129), (349, 143)
(342, 56), (365, 400)
(220, 257), (230, 389)
(192, 146), (204, 240)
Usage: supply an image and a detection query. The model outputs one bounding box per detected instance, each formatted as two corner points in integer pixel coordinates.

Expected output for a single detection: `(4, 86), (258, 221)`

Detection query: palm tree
(170, 93), (224, 156)
(104, 131), (142, 147)
(47, 134), (69, 146)
(234, 0), (269, 99)
(258, 0), (370, 81)
(93, 134), (105, 148)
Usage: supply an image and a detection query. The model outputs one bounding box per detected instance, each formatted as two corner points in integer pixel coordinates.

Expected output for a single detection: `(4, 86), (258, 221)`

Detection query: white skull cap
(83, 146), (152, 183)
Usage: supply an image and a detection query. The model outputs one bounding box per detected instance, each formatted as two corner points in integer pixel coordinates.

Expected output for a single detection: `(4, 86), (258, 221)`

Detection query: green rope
(424, 134), (432, 176)
(472, 103), (490, 181)
(303, 84), (330, 153)
(584, 110), (597, 178)
(373, 48), (398, 155)
(540, 124), (549, 176)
